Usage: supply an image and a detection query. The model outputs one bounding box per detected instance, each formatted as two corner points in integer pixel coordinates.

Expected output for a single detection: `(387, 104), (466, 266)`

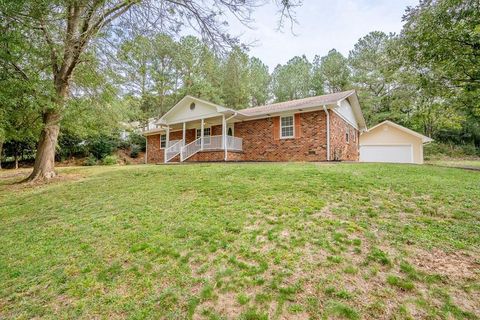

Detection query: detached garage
(360, 121), (433, 164)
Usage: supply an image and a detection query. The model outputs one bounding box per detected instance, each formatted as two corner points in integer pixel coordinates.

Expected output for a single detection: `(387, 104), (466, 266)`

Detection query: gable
(363, 121), (433, 144)
(361, 123), (422, 145)
(332, 99), (359, 129)
(160, 96), (227, 125)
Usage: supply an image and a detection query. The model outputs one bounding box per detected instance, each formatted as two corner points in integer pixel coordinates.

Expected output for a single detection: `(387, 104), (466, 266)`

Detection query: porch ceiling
(166, 115), (225, 131)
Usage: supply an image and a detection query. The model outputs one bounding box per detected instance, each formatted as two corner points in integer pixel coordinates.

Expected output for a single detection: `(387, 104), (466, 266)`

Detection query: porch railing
(165, 140), (183, 162)
(227, 136), (242, 151)
(180, 138), (202, 161)
(179, 135), (243, 162)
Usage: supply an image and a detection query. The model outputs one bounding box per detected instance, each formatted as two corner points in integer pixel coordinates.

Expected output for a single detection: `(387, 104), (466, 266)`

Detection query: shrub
(83, 154), (97, 166)
(88, 135), (119, 159)
(424, 142), (479, 159)
(128, 132), (146, 151)
(102, 155), (118, 165)
(130, 144), (141, 158)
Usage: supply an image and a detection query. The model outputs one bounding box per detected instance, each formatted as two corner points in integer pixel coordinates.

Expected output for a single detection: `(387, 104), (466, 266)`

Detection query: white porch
(162, 115), (242, 163)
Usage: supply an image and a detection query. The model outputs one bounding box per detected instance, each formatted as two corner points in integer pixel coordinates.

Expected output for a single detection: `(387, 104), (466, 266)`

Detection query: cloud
(227, 0), (419, 70)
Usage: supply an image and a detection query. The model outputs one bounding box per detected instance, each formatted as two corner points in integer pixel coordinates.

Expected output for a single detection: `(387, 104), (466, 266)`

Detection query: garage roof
(368, 121), (433, 143)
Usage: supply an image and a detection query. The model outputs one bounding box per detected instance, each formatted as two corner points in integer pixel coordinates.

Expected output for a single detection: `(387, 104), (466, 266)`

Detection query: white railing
(165, 140), (183, 162)
(179, 135), (243, 162)
(203, 135), (223, 150)
(181, 138), (202, 161)
(227, 136), (242, 151)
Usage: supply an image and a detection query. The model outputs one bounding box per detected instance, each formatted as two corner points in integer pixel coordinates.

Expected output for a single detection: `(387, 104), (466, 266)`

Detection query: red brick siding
(329, 111), (359, 161)
(146, 135), (163, 163)
(234, 110), (328, 161)
(186, 150), (244, 162)
(227, 151), (244, 161)
(146, 109), (359, 163)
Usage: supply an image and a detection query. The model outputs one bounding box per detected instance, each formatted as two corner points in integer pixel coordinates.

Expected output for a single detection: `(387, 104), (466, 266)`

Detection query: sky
(227, 0), (419, 71)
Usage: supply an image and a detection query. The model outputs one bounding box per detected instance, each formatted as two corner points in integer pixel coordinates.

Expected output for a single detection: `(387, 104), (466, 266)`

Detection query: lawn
(426, 159), (480, 170)
(0, 163), (479, 319)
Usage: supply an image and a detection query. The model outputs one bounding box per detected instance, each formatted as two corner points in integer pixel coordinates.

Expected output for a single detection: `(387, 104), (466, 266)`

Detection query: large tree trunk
(0, 140), (3, 169)
(26, 111), (61, 181)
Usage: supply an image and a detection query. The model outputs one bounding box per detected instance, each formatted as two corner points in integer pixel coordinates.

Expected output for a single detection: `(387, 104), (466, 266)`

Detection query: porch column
(200, 118), (204, 151)
(222, 115), (227, 161)
(164, 125), (170, 163)
(182, 122), (186, 145)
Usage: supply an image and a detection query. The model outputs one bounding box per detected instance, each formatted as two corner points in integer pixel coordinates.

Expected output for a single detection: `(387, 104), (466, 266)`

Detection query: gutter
(323, 105), (330, 161)
(225, 111), (238, 122)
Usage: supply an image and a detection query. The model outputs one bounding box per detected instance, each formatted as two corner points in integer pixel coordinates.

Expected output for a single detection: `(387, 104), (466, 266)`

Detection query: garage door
(360, 145), (413, 163)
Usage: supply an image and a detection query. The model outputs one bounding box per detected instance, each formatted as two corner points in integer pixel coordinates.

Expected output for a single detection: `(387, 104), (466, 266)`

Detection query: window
(352, 129), (356, 143)
(196, 127), (211, 145)
(346, 131), (350, 143)
(280, 115), (294, 138)
(160, 134), (167, 149)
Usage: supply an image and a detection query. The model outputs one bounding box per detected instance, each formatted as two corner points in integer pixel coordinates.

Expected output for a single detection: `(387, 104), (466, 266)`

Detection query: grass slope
(0, 163), (479, 319)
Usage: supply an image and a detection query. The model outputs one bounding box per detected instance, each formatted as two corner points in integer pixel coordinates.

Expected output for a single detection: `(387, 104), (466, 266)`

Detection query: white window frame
(195, 127), (211, 145)
(280, 115), (295, 139)
(160, 134), (167, 149)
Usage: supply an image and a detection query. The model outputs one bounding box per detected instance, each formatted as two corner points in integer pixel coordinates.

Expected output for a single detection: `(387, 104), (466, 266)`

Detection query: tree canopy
(0, 0), (478, 173)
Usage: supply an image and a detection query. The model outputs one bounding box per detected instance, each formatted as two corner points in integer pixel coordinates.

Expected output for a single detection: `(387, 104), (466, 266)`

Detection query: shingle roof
(239, 90), (356, 116)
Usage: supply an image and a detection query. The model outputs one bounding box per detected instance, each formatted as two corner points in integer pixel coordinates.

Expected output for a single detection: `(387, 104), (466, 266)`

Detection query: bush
(424, 142), (479, 159)
(83, 154), (97, 166)
(88, 135), (120, 160)
(128, 132), (146, 152)
(102, 155), (118, 165)
(130, 144), (141, 158)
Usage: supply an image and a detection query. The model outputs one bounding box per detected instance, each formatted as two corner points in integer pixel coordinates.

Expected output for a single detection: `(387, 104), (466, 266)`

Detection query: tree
(272, 55), (313, 102)
(248, 57), (271, 106)
(398, 0), (480, 146)
(314, 49), (351, 93)
(176, 36), (224, 104)
(0, 0), (299, 181)
(221, 47), (250, 108)
(348, 31), (396, 125)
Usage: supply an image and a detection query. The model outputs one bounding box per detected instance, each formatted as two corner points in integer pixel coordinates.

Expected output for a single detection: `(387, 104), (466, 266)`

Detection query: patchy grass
(427, 159), (480, 169)
(0, 163), (479, 319)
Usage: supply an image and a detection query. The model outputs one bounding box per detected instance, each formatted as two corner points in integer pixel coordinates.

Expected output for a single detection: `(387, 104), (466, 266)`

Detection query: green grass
(1, 163), (479, 319)
(427, 159), (480, 169)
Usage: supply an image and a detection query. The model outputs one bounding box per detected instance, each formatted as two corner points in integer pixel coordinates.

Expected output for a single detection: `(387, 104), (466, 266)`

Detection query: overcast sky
(227, 0), (419, 71)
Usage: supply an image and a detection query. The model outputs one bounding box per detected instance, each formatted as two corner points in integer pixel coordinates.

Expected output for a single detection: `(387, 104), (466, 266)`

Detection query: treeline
(1, 0), (478, 168)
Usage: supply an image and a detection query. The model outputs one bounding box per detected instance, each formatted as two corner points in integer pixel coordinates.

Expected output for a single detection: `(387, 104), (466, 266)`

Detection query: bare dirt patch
(411, 248), (479, 281)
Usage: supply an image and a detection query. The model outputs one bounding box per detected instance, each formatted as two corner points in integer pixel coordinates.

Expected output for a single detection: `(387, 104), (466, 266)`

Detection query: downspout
(225, 112), (237, 122)
(323, 105), (330, 161)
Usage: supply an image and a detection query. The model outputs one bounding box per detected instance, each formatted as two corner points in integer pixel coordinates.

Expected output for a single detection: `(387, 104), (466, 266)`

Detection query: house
(119, 118), (158, 140)
(142, 90), (367, 163)
(359, 120), (433, 164)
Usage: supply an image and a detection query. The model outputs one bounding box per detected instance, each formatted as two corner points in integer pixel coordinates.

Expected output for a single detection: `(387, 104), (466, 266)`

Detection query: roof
(149, 90), (367, 131)
(157, 95), (234, 125)
(239, 90), (356, 116)
(367, 120), (433, 143)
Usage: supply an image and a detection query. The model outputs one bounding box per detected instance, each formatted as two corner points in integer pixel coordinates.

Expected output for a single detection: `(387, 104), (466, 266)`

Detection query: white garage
(360, 121), (433, 164)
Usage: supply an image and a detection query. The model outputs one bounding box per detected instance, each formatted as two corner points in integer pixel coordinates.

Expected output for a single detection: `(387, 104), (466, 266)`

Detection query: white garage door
(360, 145), (413, 163)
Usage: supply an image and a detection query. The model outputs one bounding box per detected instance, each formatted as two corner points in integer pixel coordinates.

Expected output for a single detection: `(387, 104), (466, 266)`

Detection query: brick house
(143, 90), (367, 163)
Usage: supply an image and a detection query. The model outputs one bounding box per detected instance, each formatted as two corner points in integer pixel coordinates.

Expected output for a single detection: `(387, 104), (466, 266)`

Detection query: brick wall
(186, 150), (244, 162)
(329, 111), (359, 161)
(234, 110), (328, 161)
(146, 134), (163, 163)
(146, 109), (359, 163)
